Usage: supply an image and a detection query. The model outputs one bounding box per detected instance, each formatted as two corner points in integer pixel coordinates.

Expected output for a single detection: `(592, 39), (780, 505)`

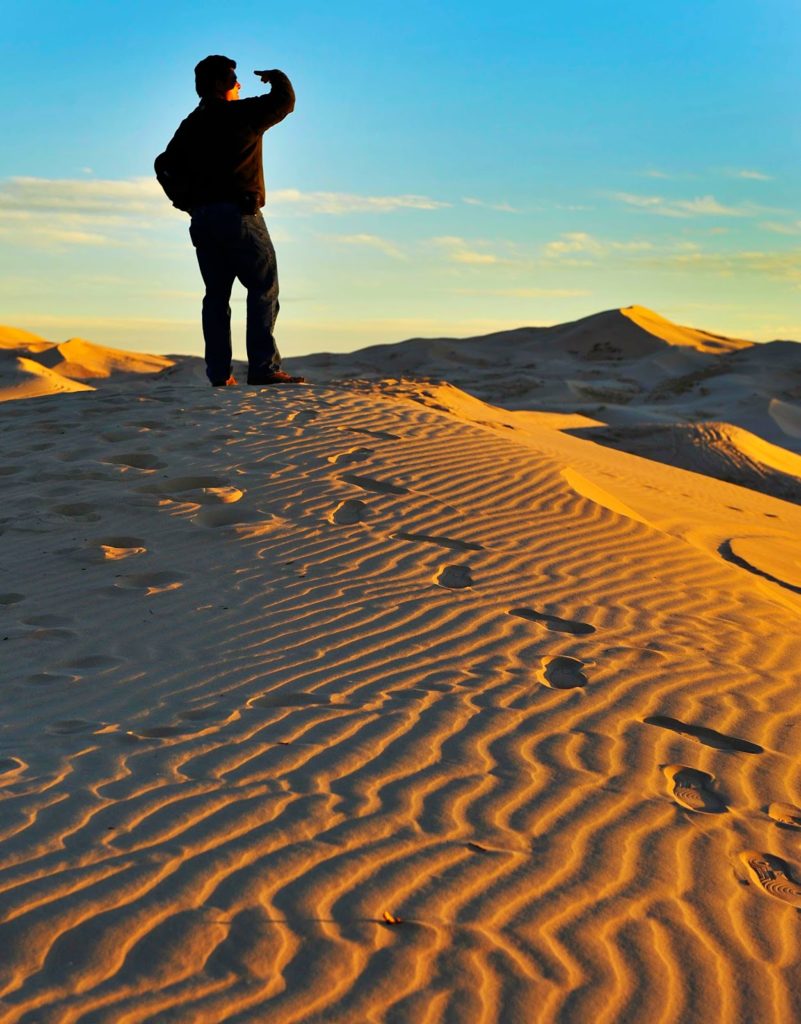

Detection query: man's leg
(235, 213), (282, 381)
(190, 211), (238, 385)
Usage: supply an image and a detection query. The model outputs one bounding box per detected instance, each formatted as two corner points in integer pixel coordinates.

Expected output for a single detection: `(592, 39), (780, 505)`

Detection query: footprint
(0, 756), (24, 774)
(62, 655), (120, 670)
(196, 486), (244, 505)
(436, 565), (474, 589)
(47, 720), (103, 735)
(114, 572), (185, 596)
(26, 627), (76, 641)
(288, 409), (318, 423)
(104, 452), (166, 470)
(171, 486), (244, 506)
(21, 614), (73, 627)
(27, 673), (77, 686)
(509, 607), (595, 636)
(193, 506), (260, 529)
(740, 851), (801, 907)
(142, 478), (244, 508)
(341, 473), (408, 496)
(768, 802), (801, 829)
(330, 499), (369, 525)
(644, 715), (763, 754)
(66, 469), (112, 483)
(89, 536), (148, 561)
(663, 764), (726, 813)
(141, 475), (230, 495)
(539, 656), (588, 689)
(395, 531), (484, 552)
(51, 503), (101, 523)
(0, 594), (24, 605)
(328, 447), (374, 465)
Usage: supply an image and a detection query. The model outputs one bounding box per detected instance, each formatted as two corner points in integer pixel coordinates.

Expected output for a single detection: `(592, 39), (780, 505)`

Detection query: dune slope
(0, 353), (94, 403)
(566, 420), (801, 503)
(0, 325), (174, 392)
(290, 306), (801, 503)
(1, 374), (801, 1023)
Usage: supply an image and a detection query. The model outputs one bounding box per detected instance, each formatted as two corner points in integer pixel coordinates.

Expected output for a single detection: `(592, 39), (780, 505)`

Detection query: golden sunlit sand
(1, 309), (801, 1022)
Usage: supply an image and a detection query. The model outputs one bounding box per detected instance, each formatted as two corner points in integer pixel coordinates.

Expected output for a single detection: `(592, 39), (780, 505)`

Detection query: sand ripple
(1, 380), (800, 1022)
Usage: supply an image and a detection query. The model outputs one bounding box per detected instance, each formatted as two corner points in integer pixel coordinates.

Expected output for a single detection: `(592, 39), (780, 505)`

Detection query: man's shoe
(211, 375), (237, 387)
(247, 369), (306, 385)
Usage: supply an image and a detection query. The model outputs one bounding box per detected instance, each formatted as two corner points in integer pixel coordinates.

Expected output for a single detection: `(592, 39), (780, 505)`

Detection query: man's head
(195, 55), (240, 100)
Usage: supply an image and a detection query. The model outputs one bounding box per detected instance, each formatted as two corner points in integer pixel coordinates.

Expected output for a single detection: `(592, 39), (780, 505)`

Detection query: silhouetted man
(156, 55), (303, 387)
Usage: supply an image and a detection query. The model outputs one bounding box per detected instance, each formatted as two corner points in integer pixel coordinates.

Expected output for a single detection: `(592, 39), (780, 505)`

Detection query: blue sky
(0, 0), (798, 356)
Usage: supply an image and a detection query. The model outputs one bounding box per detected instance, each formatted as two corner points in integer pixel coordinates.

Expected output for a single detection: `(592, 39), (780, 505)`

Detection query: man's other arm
(154, 118), (196, 212)
(249, 69), (296, 130)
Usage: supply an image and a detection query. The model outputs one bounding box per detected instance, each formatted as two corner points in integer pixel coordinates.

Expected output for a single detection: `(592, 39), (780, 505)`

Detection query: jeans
(189, 202), (282, 383)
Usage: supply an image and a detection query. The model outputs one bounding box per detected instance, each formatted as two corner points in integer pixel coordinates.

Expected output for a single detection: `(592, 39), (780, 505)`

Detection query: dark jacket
(155, 72), (295, 213)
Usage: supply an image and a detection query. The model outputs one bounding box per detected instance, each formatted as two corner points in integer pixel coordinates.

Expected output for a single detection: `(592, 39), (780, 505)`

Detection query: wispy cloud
(542, 232), (653, 259)
(431, 235), (523, 266)
(326, 233), (406, 259)
(540, 228), (801, 286)
(639, 169), (701, 182)
(641, 168), (773, 183)
(643, 169), (674, 180)
(0, 176), (178, 248)
(5, 312), (197, 332)
(760, 220), (801, 236)
(0, 177), (451, 250)
(271, 189), (449, 215)
(0, 177), (451, 218)
(452, 250), (500, 265)
(664, 248), (801, 283)
(452, 286), (590, 298)
(728, 168), (773, 181)
(543, 232), (605, 256)
(0, 221), (116, 247)
(462, 197), (519, 213)
(0, 176), (167, 215)
(613, 192), (752, 218)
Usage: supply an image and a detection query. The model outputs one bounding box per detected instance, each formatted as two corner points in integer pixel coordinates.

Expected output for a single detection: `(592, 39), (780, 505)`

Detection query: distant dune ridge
(0, 327), (173, 400)
(1, 308), (801, 1022)
(288, 305), (801, 503)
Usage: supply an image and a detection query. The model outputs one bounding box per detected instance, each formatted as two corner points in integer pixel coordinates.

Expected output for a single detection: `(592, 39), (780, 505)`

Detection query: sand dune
(566, 420), (801, 503)
(0, 352), (94, 403)
(0, 325), (174, 390)
(291, 305), (801, 503)
(33, 338), (173, 381)
(0, 326), (56, 353)
(619, 305), (751, 354)
(1, 313), (801, 1022)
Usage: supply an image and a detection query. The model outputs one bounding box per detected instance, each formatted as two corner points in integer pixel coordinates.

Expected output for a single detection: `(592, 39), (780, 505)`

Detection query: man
(156, 55), (303, 387)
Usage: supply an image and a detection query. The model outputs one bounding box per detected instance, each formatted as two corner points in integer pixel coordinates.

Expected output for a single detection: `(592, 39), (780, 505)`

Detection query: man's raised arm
(250, 69), (296, 129)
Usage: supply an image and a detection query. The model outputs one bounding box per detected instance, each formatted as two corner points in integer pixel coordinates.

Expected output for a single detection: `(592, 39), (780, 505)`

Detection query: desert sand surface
(1, 308), (801, 1023)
